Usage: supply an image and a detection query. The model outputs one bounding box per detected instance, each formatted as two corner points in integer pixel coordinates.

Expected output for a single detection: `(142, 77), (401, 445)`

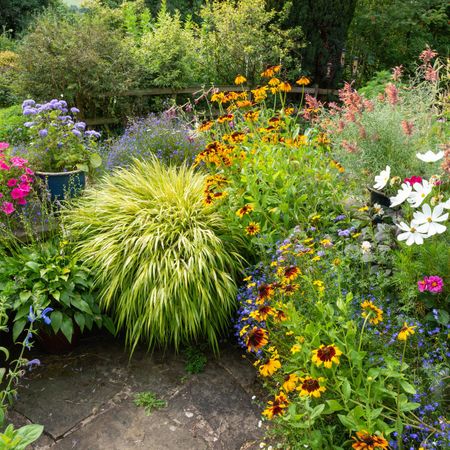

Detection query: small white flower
(396, 221), (428, 245)
(441, 198), (450, 209)
(373, 165), (391, 190)
(251, 395), (256, 400)
(257, 420), (262, 428)
(416, 150), (444, 162)
(361, 241), (372, 254)
(390, 183), (413, 207)
(373, 203), (384, 216)
(412, 203), (448, 236)
(407, 180), (432, 208)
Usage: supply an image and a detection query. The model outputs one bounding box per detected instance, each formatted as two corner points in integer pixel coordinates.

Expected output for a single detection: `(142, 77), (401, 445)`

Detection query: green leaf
(24, 261), (40, 272)
(13, 424), (44, 450)
(50, 310), (63, 334)
(89, 153), (102, 168)
(102, 316), (116, 335)
(13, 319), (26, 342)
(310, 403), (325, 420)
(325, 399), (344, 413)
(0, 346), (9, 361)
(399, 380), (416, 395)
(74, 312), (85, 333)
(60, 315), (74, 342)
(338, 414), (357, 431)
(19, 291), (32, 302)
(342, 379), (351, 401)
(51, 290), (61, 301)
(400, 402), (420, 412)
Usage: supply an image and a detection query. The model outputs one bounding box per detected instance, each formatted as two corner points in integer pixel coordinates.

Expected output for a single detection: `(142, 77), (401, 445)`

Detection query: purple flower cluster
(105, 113), (203, 170)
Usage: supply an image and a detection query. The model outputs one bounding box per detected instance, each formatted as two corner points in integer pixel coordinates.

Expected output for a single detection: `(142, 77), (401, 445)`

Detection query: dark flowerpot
(36, 170), (86, 202)
(37, 326), (80, 354)
(367, 186), (390, 208)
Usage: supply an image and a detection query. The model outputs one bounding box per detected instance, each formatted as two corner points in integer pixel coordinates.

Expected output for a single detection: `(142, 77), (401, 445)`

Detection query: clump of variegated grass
(64, 158), (244, 352)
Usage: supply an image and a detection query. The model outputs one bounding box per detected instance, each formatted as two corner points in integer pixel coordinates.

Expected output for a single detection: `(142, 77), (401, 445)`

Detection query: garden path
(9, 334), (264, 450)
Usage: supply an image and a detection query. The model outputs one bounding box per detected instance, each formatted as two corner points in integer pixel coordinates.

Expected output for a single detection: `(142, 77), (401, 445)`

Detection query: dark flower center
(302, 378), (320, 392)
(317, 345), (336, 361)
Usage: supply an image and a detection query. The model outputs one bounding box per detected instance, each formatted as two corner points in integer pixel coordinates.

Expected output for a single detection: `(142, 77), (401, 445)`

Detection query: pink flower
(417, 279), (428, 292)
(401, 120), (414, 136)
(1, 201), (15, 215)
(419, 47), (438, 64)
(426, 276), (443, 293)
(16, 198), (27, 206)
(424, 66), (438, 82)
(7, 178), (18, 187)
(385, 83), (399, 105)
(25, 167), (34, 175)
(392, 65), (403, 82)
(404, 176), (423, 185)
(0, 162), (10, 171)
(18, 182), (31, 193)
(10, 188), (26, 199)
(9, 156), (28, 168)
(0, 142), (10, 150)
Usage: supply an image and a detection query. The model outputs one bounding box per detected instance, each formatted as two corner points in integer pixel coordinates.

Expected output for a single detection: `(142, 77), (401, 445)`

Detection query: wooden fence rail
(86, 84), (339, 126)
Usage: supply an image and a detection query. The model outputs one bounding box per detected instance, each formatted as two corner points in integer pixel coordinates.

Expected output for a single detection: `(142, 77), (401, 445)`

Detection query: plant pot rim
(36, 169), (85, 176)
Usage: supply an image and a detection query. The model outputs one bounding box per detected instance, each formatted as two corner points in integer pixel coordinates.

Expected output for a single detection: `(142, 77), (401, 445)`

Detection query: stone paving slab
(9, 335), (264, 449)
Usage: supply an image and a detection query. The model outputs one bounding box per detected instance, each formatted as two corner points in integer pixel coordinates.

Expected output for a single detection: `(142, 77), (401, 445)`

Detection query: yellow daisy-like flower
(268, 77), (280, 86)
(245, 222), (261, 236)
(397, 322), (416, 341)
(245, 327), (268, 352)
(296, 76), (310, 86)
(261, 65), (281, 78)
(297, 376), (326, 398)
(282, 373), (299, 392)
(262, 391), (288, 419)
(249, 305), (274, 322)
(358, 205), (369, 212)
(259, 357), (281, 377)
(361, 300), (383, 325)
(311, 344), (343, 368)
(278, 81), (292, 92)
(282, 265), (301, 281)
(236, 204), (254, 218)
(234, 74), (247, 85)
(211, 92), (225, 103)
(198, 120), (214, 132)
(290, 344), (301, 354)
(352, 430), (389, 450)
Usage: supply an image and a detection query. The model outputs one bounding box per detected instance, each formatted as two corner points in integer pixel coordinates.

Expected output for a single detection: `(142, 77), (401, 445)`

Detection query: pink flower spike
(0, 142), (10, 150)
(7, 178), (18, 187)
(2, 201), (15, 215)
(426, 276), (444, 293)
(417, 279), (428, 292)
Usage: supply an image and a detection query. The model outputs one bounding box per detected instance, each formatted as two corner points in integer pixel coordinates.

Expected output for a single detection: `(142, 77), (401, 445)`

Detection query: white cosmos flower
(412, 203), (448, 236)
(390, 183), (413, 207)
(441, 198), (450, 209)
(416, 150), (444, 162)
(361, 241), (372, 254)
(396, 221), (427, 245)
(407, 179), (432, 208)
(373, 165), (391, 190)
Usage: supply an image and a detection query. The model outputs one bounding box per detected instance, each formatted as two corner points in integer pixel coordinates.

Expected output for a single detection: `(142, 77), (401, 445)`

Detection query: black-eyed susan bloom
(259, 356), (281, 377)
(245, 326), (268, 352)
(257, 283), (274, 301)
(312, 344), (343, 368)
(234, 74), (247, 85)
(236, 204), (254, 218)
(297, 376), (326, 398)
(352, 431), (389, 450)
(278, 81), (292, 92)
(261, 65), (281, 78)
(250, 305), (274, 322)
(198, 120), (214, 132)
(361, 300), (383, 325)
(245, 222), (260, 236)
(397, 322), (416, 341)
(262, 391), (288, 419)
(296, 76), (311, 86)
(283, 265), (301, 281)
(282, 373), (299, 392)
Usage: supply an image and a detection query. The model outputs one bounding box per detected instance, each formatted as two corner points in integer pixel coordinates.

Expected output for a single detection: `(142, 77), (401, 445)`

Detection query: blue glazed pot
(36, 170), (86, 201)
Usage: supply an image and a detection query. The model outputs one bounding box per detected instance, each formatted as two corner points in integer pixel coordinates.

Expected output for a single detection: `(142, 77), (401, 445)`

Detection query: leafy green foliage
(0, 424), (44, 449)
(0, 105), (28, 144)
(183, 345), (207, 374)
(0, 238), (114, 342)
(64, 159), (244, 351)
(17, 9), (137, 119)
(133, 391), (167, 415)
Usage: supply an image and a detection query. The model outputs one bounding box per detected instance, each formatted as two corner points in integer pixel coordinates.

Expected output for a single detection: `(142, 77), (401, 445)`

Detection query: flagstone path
(8, 334), (265, 449)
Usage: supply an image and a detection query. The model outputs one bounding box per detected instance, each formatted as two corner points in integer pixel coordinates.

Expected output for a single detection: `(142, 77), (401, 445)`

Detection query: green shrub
(0, 105), (28, 144)
(64, 159), (244, 351)
(17, 9), (138, 119)
(0, 51), (20, 107)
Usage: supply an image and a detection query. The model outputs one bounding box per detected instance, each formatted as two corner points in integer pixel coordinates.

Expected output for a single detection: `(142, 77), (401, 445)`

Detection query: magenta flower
(7, 178), (18, 187)
(10, 156), (28, 168)
(426, 276), (444, 293)
(417, 279), (428, 292)
(2, 201), (15, 215)
(0, 142), (9, 150)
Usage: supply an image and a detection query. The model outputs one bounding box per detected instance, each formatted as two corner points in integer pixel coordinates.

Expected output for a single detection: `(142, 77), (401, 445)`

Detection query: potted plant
(21, 99), (102, 201)
(0, 237), (114, 353)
